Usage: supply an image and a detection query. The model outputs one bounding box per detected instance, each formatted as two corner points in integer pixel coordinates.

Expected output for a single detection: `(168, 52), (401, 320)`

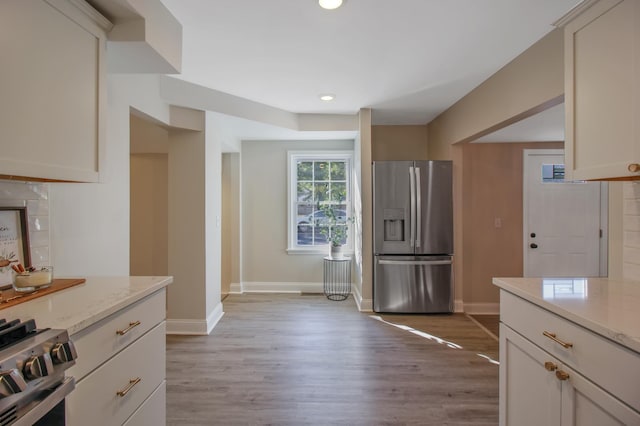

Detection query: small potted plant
(316, 204), (353, 259)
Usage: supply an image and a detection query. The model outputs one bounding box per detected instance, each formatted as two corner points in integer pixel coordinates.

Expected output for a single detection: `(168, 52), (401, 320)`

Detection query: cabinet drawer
(66, 321), (166, 426)
(123, 381), (166, 426)
(500, 291), (640, 413)
(68, 289), (166, 380)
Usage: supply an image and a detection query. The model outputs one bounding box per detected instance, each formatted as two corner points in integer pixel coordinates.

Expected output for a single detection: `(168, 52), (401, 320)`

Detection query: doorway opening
(129, 112), (169, 277)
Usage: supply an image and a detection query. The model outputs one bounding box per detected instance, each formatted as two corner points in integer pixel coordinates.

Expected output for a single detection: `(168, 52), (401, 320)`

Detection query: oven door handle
(13, 377), (75, 426)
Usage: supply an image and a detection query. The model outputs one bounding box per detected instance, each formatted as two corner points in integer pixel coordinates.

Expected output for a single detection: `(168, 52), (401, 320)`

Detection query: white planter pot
(330, 245), (344, 259)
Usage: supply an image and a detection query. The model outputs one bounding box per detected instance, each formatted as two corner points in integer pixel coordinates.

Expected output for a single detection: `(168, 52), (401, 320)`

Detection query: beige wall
(355, 109), (373, 309)
(372, 125), (428, 161)
(426, 29), (566, 310)
(241, 139), (354, 285)
(130, 114), (170, 277)
(428, 29), (565, 153)
(130, 154), (168, 276)
(221, 153), (240, 295)
(462, 142), (563, 309)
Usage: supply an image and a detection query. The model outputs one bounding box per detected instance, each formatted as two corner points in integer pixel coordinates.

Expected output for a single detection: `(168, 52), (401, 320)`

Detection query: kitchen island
(0, 276), (173, 426)
(494, 277), (640, 426)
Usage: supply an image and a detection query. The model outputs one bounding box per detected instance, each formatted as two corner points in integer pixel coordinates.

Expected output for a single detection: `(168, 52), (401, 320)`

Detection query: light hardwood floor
(166, 294), (499, 425)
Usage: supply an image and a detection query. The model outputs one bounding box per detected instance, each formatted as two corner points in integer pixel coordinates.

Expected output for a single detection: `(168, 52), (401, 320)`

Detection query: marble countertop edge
(493, 277), (640, 354)
(0, 276), (173, 336)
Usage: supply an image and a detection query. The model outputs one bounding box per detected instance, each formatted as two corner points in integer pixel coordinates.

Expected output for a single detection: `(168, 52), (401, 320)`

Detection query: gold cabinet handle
(116, 377), (141, 397)
(555, 370), (570, 381)
(542, 331), (574, 349)
(628, 163), (640, 173)
(544, 361), (557, 372)
(116, 321), (141, 336)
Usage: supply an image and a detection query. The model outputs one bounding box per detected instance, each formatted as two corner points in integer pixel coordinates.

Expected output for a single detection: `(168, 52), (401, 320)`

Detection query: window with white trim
(287, 151), (353, 253)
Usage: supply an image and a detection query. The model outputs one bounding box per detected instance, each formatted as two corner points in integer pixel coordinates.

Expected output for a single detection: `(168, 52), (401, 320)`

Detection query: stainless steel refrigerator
(373, 160), (453, 313)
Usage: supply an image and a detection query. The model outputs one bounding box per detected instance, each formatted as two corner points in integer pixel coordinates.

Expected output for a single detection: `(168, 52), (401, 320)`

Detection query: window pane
(314, 161), (329, 180)
(297, 182), (313, 202)
(296, 205), (313, 245)
(330, 161), (346, 180)
(542, 164), (566, 183)
(314, 183), (329, 202)
(333, 204), (348, 223)
(330, 182), (347, 202)
(290, 153), (352, 249)
(297, 161), (313, 180)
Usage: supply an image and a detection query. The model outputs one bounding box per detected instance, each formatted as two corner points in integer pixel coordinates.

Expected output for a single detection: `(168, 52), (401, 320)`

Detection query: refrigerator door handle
(378, 259), (452, 266)
(409, 166), (416, 248)
(415, 166), (421, 248)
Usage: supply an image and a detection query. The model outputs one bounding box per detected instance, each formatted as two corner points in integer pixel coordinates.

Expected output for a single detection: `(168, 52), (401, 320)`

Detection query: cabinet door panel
(500, 324), (561, 426)
(0, 0), (106, 182)
(564, 0), (640, 180)
(561, 365), (640, 426)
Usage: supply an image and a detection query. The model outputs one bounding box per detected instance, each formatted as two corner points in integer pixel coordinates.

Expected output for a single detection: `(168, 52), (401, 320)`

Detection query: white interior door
(523, 150), (604, 277)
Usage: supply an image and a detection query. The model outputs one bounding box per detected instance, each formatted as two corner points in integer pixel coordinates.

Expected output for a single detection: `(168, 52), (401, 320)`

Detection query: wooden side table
(323, 256), (351, 301)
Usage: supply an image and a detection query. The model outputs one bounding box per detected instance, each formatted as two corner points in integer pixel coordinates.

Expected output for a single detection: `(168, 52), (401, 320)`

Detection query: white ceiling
(159, 0), (582, 126)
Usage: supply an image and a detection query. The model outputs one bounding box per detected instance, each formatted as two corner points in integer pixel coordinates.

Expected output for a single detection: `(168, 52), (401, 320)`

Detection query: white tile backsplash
(0, 180), (50, 268)
(623, 182), (640, 279)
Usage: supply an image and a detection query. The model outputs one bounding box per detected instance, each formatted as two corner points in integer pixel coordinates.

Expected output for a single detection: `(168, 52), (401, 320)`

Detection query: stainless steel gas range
(0, 318), (77, 425)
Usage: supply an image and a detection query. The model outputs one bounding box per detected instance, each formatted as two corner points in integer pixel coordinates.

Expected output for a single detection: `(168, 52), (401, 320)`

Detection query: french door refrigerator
(373, 160), (453, 313)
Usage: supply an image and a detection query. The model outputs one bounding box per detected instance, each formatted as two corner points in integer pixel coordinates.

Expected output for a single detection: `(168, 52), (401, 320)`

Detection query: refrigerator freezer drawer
(373, 255), (453, 313)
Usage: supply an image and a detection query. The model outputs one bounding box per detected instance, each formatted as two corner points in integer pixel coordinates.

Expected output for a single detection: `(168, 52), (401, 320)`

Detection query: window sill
(287, 247), (355, 256)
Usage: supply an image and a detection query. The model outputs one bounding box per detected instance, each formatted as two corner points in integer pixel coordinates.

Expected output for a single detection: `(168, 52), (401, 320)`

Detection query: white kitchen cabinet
(563, 0), (640, 180)
(500, 324), (640, 426)
(0, 0), (110, 182)
(499, 290), (640, 426)
(66, 288), (167, 426)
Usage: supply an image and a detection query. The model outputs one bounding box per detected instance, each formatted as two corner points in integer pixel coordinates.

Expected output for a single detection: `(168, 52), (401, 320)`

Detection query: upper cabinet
(0, 0), (110, 182)
(563, 0), (640, 181)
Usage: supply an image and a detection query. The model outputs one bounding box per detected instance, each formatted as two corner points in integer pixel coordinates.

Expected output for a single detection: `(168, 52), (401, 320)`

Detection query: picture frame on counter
(0, 207), (31, 288)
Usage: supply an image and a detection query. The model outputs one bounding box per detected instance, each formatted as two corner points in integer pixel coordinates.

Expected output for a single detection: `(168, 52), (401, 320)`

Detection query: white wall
(241, 139), (354, 291)
(204, 112), (223, 324)
(50, 74), (171, 277)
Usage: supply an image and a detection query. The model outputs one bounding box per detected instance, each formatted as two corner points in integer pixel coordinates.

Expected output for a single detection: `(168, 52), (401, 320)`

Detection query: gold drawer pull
(543, 331), (574, 349)
(116, 377), (141, 397)
(544, 361), (557, 372)
(116, 321), (141, 336)
(556, 370), (570, 381)
(628, 163), (640, 173)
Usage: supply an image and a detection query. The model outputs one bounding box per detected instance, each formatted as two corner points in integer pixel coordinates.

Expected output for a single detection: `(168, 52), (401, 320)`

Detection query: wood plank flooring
(468, 315), (500, 341)
(166, 294), (499, 425)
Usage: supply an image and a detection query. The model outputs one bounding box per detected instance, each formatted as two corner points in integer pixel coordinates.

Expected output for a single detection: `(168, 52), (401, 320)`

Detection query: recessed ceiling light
(319, 0), (343, 10)
(320, 94), (335, 101)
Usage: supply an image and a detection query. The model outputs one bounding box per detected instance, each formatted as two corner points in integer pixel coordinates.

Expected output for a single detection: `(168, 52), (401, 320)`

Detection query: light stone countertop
(0, 276), (172, 335)
(493, 277), (640, 354)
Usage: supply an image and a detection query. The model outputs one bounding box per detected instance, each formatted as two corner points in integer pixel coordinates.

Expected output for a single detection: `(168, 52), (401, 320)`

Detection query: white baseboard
(166, 301), (225, 335)
(241, 281), (323, 294)
(454, 299), (464, 313)
(229, 282), (242, 294)
(463, 302), (500, 315)
(351, 284), (373, 312)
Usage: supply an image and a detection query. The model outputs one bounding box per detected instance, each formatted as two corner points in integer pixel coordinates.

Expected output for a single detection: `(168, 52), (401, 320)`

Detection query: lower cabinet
(66, 289), (167, 426)
(500, 324), (640, 426)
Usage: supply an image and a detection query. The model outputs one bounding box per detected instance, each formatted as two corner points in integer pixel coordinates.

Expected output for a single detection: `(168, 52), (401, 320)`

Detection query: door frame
(522, 149), (608, 277)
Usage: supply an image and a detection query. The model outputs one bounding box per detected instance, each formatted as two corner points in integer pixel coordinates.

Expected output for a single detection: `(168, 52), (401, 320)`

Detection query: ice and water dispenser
(383, 208), (405, 242)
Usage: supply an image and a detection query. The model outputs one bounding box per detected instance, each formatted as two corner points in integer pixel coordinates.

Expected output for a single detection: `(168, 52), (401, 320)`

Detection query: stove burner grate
(0, 319), (39, 352)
